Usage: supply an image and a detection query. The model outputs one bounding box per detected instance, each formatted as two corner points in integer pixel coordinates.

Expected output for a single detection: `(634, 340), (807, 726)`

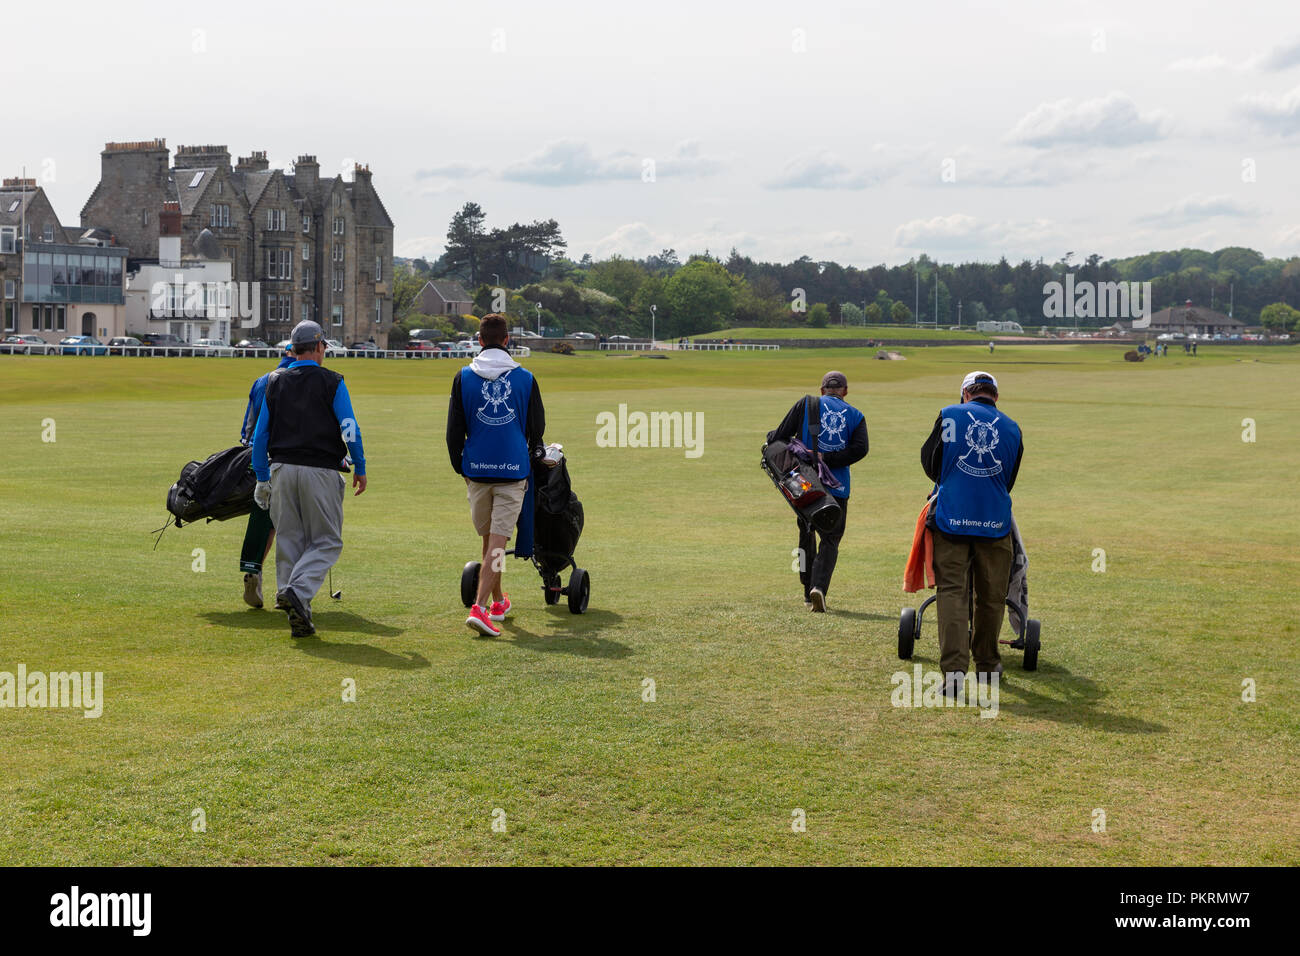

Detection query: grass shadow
(483, 607), (632, 659)
(200, 608), (405, 637)
(293, 639), (429, 670)
(833, 610), (900, 622)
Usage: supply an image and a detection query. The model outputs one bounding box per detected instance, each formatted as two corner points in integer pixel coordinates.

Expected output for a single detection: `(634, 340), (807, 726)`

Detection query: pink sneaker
(465, 605), (501, 636)
(488, 594), (512, 622)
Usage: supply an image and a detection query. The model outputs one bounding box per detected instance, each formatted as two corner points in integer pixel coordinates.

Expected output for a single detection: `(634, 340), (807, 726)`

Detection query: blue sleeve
(251, 398), (271, 481)
(332, 381), (366, 476)
(240, 379), (261, 445)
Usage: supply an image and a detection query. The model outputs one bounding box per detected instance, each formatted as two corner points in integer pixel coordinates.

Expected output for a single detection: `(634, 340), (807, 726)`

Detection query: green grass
(696, 325), (1040, 341)
(0, 344), (1297, 865)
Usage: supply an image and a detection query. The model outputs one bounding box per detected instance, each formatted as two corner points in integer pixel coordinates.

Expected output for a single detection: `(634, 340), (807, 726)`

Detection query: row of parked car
(0, 333), (488, 357)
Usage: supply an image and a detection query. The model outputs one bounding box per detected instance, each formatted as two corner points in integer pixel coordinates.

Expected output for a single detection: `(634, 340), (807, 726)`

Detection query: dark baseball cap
(290, 320), (324, 347)
(821, 370), (848, 389)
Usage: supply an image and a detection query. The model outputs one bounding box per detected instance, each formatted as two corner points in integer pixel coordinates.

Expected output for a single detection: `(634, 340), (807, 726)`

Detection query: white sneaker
(809, 588), (826, 612)
(243, 572), (263, 609)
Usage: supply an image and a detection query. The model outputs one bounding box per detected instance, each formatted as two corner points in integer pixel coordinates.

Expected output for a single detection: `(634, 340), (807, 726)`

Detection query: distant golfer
(237, 344), (293, 609)
(251, 320), (367, 637)
(920, 371), (1023, 690)
(770, 370), (868, 612)
(447, 314), (546, 637)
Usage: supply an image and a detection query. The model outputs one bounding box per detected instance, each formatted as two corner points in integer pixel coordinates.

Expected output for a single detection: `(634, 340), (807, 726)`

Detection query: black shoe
(283, 589), (315, 637)
(274, 589), (291, 611)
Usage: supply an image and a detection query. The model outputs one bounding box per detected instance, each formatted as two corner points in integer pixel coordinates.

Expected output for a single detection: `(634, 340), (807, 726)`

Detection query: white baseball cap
(960, 370), (998, 395)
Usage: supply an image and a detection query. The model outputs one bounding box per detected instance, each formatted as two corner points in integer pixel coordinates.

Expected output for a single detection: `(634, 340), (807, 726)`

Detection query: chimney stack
(159, 200), (182, 264)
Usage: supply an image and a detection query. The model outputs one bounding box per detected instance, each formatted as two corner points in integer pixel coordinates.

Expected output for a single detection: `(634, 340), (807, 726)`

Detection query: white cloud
(415, 162), (489, 179)
(580, 221), (854, 263)
(764, 148), (901, 190)
(1166, 54), (1229, 72)
(1258, 37), (1300, 72)
(1005, 91), (1170, 148)
(501, 139), (722, 186)
(1140, 194), (1257, 226)
(892, 214), (1058, 255)
(1238, 85), (1300, 134)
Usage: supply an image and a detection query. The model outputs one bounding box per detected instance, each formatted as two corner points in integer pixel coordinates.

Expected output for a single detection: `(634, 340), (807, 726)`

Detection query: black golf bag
(533, 456), (584, 573)
(166, 445), (256, 527)
(760, 396), (842, 533)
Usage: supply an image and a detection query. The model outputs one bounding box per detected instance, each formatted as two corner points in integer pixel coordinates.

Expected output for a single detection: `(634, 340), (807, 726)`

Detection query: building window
(302, 214), (311, 233)
(217, 180), (224, 195)
(332, 244), (343, 263)
(3, 279), (13, 299)
(210, 204), (230, 228)
(266, 209), (287, 231)
(281, 248), (292, 280)
(301, 303), (310, 324)
(331, 305), (342, 326)
(334, 193), (341, 210)
(375, 255), (382, 281)
(302, 243), (310, 261)
(0, 227), (15, 253)
(224, 245), (237, 262)
(142, 210), (149, 226)
(301, 266), (311, 291)
(24, 223), (31, 241)
(375, 296), (382, 324)
(333, 217), (344, 236)
(3, 302), (14, 331)
(43, 224), (54, 242)
(55, 305), (65, 331)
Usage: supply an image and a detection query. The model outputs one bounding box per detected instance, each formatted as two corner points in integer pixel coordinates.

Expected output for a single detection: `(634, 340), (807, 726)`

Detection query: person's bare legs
(476, 533), (507, 607)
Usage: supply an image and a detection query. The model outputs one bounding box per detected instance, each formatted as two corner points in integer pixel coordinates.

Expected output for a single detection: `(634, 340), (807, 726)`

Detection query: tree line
(396, 202), (1300, 338)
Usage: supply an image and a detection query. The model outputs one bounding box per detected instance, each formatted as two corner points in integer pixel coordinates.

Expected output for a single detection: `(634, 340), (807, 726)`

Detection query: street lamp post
(535, 302), (542, 337)
(650, 304), (657, 346)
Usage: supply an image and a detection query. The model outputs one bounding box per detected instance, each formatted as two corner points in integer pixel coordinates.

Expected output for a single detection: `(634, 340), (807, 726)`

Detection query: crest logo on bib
(956, 410), (1003, 477)
(820, 407), (848, 448)
(476, 376), (516, 426)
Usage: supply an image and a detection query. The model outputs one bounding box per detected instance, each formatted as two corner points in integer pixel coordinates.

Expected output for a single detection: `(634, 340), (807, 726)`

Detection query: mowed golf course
(0, 344), (1296, 865)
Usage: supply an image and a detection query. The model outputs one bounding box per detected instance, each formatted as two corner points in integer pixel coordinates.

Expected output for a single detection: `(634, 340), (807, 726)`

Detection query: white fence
(1, 345), (530, 360)
(599, 341), (779, 352)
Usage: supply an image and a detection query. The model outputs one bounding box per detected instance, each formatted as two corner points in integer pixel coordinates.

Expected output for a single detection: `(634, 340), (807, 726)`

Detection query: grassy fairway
(696, 325), (1033, 341)
(0, 344), (1296, 865)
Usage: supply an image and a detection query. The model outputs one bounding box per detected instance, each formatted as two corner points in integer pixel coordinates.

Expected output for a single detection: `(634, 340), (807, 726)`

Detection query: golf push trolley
(897, 593), (1041, 671)
(460, 551), (590, 615)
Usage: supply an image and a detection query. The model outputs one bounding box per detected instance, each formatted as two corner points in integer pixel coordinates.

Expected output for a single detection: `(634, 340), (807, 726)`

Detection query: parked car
(106, 336), (143, 355)
(456, 339), (481, 356)
(608, 334), (632, 342)
(408, 329), (440, 342)
(59, 335), (109, 356)
(325, 339), (347, 358)
(347, 342), (381, 357)
(0, 334), (50, 354)
(405, 340), (439, 357)
(571, 331), (597, 340)
(435, 341), (458, 354)
(136, 332), (193, 356)
(235, 338), (274, 358)
(274, 339), (292, 352)
(193, 338), (231, 353)
(513, 329), (543, 339)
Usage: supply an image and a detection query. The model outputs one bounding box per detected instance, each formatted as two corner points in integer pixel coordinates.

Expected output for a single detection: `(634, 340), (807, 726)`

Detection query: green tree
(841, 302), (865, 325)
(444, 202), (487, 285)
(1259, 302), (1300, 333)
(862, 302), (882, 325)
(891, 301), (912, 324)
(663, 259), (736, 335)
(588, 256), (648, 307)
(807, 303), (829, 328)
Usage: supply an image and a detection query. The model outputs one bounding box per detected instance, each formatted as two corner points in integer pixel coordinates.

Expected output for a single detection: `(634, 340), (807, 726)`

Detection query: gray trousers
(268, 462), (345, 611)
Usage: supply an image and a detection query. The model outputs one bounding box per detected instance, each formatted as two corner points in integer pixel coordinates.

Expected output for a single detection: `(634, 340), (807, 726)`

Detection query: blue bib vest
(800, 395), (864, 499)
(934, 400), (1021, 537)
(460, 365), (533, 480)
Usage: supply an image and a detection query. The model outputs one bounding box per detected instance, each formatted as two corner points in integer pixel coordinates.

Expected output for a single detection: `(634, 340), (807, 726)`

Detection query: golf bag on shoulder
(166, 445), (256, 527)
(760, 395), (842, 533)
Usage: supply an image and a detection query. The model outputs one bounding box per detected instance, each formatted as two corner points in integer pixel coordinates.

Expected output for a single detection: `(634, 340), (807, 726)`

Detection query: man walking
(920, 371), (1023, 691)
(770, 370), (868, 612)
(250, 320), (367, 637)
(447, 314), (546, 637)
(237, 344), (293, 608)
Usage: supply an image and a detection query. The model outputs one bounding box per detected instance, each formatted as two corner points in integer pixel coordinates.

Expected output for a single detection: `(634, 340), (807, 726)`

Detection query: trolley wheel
(543, 573), (562, 605)
(1022, 619), (1041, 671)
(567, 568), (590, 614)
(460, 561), (481, 609)
(898, 607), (917, 660)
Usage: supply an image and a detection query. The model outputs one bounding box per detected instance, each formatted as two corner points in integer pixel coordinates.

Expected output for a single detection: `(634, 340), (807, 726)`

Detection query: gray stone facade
(80, 140), (394, 347)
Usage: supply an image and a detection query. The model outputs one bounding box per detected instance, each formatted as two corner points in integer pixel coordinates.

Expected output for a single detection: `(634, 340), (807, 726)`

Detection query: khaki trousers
(932, 529), (1014, 676)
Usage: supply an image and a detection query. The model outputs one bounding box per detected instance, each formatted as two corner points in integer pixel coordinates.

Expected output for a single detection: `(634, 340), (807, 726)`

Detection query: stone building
(80, 139), (394, 346)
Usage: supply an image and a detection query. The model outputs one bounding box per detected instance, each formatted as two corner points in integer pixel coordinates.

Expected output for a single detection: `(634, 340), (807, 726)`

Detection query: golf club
(330, 569), (341, 600)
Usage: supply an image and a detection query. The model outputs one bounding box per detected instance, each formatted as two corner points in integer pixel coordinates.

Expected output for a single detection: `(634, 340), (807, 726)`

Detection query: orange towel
(903, 497), (936, 593)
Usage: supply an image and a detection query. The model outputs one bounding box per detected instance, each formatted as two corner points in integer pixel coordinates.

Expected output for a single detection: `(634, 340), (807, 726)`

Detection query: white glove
(254, 480), (271, 512)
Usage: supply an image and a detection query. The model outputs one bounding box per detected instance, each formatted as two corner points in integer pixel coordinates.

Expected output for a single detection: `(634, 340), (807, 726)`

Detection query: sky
(5, 0), (1300, 268)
